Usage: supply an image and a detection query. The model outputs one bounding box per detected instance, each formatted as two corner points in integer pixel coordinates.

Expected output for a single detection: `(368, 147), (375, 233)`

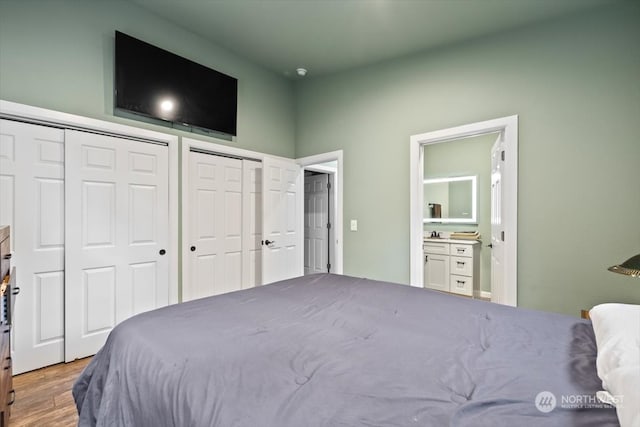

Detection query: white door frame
(0, 100), (180, 305)
(410, 116), (518, 306)
(297, 150), (344, 275)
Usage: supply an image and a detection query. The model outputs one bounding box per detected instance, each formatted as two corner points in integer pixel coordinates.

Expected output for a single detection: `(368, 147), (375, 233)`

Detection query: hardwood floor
(10, 358), (91, 427)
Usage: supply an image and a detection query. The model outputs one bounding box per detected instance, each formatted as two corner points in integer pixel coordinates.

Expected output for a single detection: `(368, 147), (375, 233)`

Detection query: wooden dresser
(0, 226), (15, 426)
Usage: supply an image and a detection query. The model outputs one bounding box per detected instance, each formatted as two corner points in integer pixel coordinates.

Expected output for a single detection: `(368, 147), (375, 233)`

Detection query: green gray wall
(424, 134), (495, 292)
(1, 1), (638, 316)
(295, 3), (640, 316)
(0, 0), (295, 157)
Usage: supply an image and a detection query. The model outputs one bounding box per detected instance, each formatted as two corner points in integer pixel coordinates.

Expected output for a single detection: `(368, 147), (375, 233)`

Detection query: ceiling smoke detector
(296, 68), (308, 77)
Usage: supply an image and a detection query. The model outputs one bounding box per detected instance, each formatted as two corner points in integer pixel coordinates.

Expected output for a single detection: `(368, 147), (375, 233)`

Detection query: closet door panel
(223, 161), (242, 292)
(188, 152), (223, 300)
(187, 152), (243, 300)
(242, 160), (262, 289)
(0, 119), (65, 374)
(64, 130), (169, 362)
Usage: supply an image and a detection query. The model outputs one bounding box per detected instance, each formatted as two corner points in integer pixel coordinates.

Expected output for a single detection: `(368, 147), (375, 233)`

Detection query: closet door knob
(159, 249), (166, 255)
(190, 246), (196, 252)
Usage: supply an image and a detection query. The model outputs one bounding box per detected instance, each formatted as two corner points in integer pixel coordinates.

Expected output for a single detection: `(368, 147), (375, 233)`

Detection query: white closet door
(64, 130), (169, 361)
(304, 173), (329, 275)
(242, 159), (262, 289)
(0, 119), (65, 374)
(187, 151), (243, 300)
(261, 157), (303, 285)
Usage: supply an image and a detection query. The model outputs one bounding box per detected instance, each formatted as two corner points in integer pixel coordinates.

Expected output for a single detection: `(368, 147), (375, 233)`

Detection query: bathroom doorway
(423, 133), (495, 299)
(410, 116), (518, 306)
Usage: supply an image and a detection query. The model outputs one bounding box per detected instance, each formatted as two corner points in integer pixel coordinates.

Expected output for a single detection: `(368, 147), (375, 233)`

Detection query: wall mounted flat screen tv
(115, 31), (237, 136)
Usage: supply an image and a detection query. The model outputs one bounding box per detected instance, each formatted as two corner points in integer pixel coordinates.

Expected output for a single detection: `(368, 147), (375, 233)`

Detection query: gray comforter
(73, 274), (619, 426)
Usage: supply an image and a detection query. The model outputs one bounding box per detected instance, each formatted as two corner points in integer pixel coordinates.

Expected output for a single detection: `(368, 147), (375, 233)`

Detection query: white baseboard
(474, 290), (492, 299)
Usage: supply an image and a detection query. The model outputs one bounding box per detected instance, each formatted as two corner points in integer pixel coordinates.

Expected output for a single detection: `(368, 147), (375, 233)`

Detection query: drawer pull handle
(456, 261), (465, 266)
(457, 248), (465, 253)
(3, 254), (11, 260)
(3, 356), (11, 370)
(7, 389), (15, 406)
(456, 280), (466, 284)
(12, 286), (20, 295)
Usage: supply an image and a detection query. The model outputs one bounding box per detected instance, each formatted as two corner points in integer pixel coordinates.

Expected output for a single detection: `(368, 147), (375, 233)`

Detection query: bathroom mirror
(423, 175), (477, 223)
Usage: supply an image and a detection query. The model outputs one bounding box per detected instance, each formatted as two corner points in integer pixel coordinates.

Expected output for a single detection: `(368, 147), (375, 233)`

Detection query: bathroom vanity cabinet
(423, 239), (479, 297)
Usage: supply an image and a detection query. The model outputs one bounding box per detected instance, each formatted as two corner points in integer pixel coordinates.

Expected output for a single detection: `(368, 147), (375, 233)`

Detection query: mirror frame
(423, 175), (477, 224)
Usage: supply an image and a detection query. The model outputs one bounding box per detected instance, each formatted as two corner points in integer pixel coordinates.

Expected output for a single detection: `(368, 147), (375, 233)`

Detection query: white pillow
(589, 303), (640, 427)
(606, 366), (640, 427)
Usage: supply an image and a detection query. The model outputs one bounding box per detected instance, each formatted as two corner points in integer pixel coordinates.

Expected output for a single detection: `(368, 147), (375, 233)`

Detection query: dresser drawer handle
(7, 389), (15, 406)
(456, 280), (466, 285)
(3, 356), (10, 370)
(456, 261), (465, 266)
(12, 286), (20, 295)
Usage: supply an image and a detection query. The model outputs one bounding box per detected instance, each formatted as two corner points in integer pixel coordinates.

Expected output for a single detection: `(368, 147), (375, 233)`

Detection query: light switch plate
(350, 219), (358, 231)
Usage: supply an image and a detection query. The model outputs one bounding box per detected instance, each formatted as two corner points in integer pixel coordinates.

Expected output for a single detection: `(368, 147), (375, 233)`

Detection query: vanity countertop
(423, 238), (480, 245)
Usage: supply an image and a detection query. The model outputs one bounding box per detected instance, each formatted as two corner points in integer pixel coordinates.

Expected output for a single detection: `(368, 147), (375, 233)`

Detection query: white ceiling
(130, 0), (619, 78)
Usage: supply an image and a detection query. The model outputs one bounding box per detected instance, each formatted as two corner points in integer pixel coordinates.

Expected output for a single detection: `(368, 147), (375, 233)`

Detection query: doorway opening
(422, 133), (496, 300)
(297, 151), (344, 276)
(410, 116), (518, 306)
(304, 169), (335, 275)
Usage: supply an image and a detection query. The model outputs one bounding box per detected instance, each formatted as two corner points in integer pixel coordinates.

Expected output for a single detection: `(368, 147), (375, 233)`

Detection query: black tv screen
(115, 31), (237, 136)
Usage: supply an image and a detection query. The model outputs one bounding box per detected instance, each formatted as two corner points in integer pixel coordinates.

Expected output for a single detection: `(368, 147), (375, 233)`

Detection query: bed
(73, 273), (622, 426)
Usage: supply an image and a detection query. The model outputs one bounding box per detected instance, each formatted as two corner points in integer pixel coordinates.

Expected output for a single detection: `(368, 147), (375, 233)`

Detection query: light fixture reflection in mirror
(423, 175), (477, 224)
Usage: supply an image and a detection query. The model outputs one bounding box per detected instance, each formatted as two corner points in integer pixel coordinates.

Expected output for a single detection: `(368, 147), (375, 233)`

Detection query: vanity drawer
(450, 244), (473, 257)
(423, 242), (449, 255)
(450, 256), (473, 276)
(450, 274), (473, 296)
